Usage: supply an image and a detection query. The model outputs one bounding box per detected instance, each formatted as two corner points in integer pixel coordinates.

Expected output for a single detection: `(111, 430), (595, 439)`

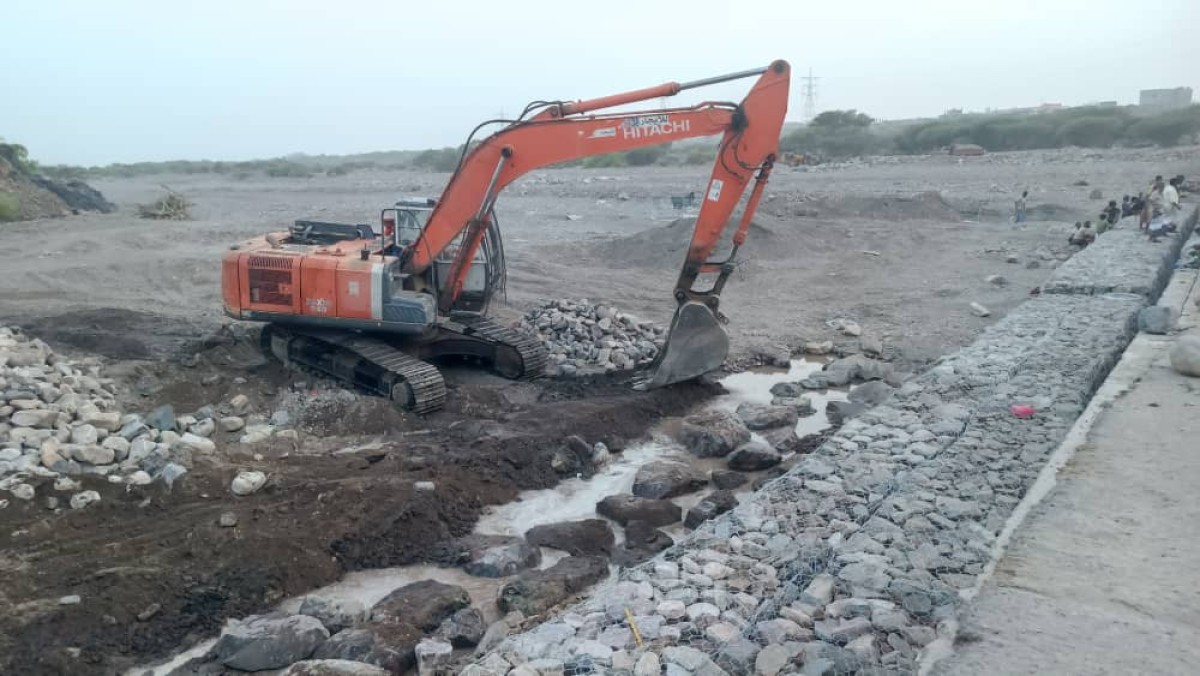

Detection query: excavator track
(447, 314), (549, 380)
(261, 325), (447, 414)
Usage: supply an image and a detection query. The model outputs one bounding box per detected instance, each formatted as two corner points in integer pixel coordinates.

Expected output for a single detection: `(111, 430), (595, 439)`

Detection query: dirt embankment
(0, 322), (716, 676)
(0, 150), (115, 222)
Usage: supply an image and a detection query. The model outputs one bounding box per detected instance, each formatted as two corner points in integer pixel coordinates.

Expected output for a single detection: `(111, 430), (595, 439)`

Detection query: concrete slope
(933, 267), (1200, 675)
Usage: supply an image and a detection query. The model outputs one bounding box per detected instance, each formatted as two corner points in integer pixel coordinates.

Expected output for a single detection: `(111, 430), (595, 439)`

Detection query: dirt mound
(30, 175), (116, 214)
(10, 308), (219, 361)
(581, 217), (777, 268)
(0, 347), (713, 675)
(768, 191), (964, 221)
(0, 155), (114, 222)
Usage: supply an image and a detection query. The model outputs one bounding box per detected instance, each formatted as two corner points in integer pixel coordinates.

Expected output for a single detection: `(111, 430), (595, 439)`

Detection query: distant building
(1139, 87), (1193, 111)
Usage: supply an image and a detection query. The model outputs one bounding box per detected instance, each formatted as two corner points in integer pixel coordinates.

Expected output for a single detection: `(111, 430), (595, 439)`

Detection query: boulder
(711, 470), (749, 490)
(11, 409), (59, 428)
(371, 580), (470, 630)
(1171, 336), (1200, 377)
(677, 410), (751, 457)
(769, 382), (803, 398)
(283, 660), (389, 676)
(761, 426), (802, 454)
(462, 536), (542, 578)
(414, 638), (453, 675)
(683, 490), (738, 529)
(210, 614), (329, 672)
(824, 354), (893, 383)
(847, 380), (895, 406)
(632, 460), (707, 499)
(314, 623), (418, 674)
(1138, 306), (1176, 335)
(220, 416), (247, 433)
(525, 519), (614, 556)
(859, 334), (884, 357)
(497, 556), (609, 616)
(83, 411), (122, 432)
(231, 470), (267, 496)
(734, 402), (799, 431)
(826, 400), (869, 425)
(750, 343), (792, 367)
(177, 432), (216, 454)
(613, 520), (674, 567)
(596, 494), (682, 527)
(298, 596), (367, 635)
(144, 404), (175, 432)
(72, 444), (115, 466)
(727, 441), (782, 471)
(436, 607), (486, 648)
(69, 424), (99, 446)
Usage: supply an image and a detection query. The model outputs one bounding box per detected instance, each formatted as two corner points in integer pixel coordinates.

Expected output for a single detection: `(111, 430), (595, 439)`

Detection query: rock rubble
(462, 206), (1196, 676)
(519, 299), (666, 376)
(0, 325), (285, 504)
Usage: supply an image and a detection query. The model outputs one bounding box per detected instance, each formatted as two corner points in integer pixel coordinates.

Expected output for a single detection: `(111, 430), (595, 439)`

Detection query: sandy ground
(2, 146), (1196, 369)
(932, 270), (1200, 675)
(2, 147), (1199, 674)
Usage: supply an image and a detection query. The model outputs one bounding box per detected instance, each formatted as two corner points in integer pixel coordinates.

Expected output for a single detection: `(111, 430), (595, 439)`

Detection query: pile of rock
(179, 579), (491, 675)
(0, 325), (282, 506)
(464, 288), (1154, 675)
(519, 299), (665, 376)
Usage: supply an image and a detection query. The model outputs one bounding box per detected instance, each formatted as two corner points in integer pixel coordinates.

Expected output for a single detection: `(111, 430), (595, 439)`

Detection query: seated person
(1069, 221), (1095, 247)
(1102, 200), (1120, 227)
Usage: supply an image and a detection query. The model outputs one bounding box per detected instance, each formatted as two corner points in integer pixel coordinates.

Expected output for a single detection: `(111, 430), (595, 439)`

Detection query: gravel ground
(2, 146), (1195, 370)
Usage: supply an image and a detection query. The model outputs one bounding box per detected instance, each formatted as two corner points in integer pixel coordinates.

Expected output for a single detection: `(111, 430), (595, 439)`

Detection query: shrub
(624, 146), (668, 166)
(0, 142), (37, 175)
(137, 187), (192, 220)
(0, 192), (19, 222)
(683, 146), (713, 165)
(265, 161), (313, 178)
(582, 153), (625, 169)
(1056, 116), (1127, 147)
(1126, 106), (1200, 146)
(412, 147), (461, 172)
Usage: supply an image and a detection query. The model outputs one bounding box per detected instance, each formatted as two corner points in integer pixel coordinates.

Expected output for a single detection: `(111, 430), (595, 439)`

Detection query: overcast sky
(3, 0), (1197, 166)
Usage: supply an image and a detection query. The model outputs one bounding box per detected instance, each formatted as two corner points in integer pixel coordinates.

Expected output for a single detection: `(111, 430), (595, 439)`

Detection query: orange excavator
(222, 60), (791, 413)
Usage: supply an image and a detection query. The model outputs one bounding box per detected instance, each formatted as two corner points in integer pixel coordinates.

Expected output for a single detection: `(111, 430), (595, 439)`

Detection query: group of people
(1064, 173), (1187, 247)
(1135, 174), (1184, 243)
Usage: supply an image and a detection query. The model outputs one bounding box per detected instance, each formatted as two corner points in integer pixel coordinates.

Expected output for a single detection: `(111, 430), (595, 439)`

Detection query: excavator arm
(404, 60), (790, 387)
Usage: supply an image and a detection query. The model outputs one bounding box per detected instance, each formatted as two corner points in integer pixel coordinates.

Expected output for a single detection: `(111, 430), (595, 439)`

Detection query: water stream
(135, 359), (848, 675)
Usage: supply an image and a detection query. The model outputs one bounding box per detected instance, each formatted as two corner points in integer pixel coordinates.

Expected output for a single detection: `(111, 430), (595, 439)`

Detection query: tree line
(782, 105), (1200, 159)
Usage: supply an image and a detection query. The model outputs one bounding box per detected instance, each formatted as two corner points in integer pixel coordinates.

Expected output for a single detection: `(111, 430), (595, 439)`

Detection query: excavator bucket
(638, 301), (730, 389)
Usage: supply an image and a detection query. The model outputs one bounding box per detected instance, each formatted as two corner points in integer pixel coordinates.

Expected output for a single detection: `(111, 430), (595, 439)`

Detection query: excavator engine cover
(639, 301), (729, 389)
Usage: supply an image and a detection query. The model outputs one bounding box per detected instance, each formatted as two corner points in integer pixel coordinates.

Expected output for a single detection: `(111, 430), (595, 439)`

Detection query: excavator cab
(381, 199), (435, 253)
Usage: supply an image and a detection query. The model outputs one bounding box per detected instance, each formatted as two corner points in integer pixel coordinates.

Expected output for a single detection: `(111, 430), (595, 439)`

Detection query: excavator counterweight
(222, 61), (791, 411)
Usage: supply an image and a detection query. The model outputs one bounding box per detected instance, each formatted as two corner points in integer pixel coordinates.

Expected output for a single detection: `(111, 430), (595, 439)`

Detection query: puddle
(475, 439), (683, 538)
(135, 359), (850, 675)
(710, 358), (849, 437)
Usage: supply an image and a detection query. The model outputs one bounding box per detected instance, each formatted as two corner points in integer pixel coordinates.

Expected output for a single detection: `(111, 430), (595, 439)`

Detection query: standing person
(1164, 178), (1180, 218)
(1014, 190), (1028, 224)
(1140, 187), (1158, 231)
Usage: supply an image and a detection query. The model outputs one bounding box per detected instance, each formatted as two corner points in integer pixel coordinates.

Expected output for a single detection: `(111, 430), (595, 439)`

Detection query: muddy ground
(0, 351), (714, 675)
(1, 146), (1197, 675)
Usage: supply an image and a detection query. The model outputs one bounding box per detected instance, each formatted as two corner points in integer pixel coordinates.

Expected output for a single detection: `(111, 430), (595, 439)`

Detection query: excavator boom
(404, 60), (791, 388)
(224, 61), (791, 415)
